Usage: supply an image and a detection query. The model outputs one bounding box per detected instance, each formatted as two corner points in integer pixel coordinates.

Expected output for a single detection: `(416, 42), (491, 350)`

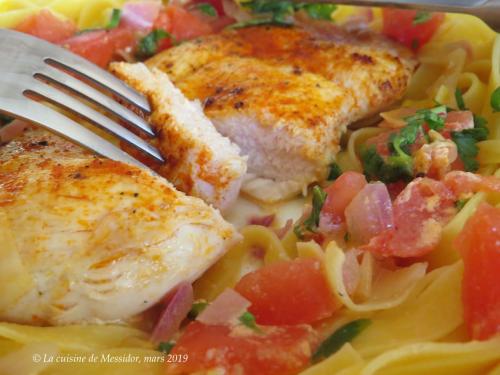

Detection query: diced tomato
(235, 258), (340, 325)
(319, 172), (367, 230)
(455, 203), (500, 340)
(154, 5), (212, 42)
(387, 181), (407, 199)
(15, 9), (76, 43)
(166, 321), (318, 375)
(382, 8), (445, 50)
(61, 27), (136, 68)
(444, 171), (500, 197)
(366, 130), (426, 158)
(363, 178), (456, 257)
(445, 111), (474, 132)
(366, 131), (394, 157)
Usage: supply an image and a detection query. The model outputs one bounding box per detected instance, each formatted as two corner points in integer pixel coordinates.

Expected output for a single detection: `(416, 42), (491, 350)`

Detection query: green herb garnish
(404, 105), (447, 132)
(344, 232), (350, 243)
(327, 162), (342, 181)
(294, 185), (327, 239)
(106, 8), (122, 29)
(413, 11), (432, 25)
(455, 198), (469, 211)
(233, 0), (336, 28)
(137, 29), (173, 58)
(239, 311), (261, 332)
(187, 301), (208, 320)
(361, 105), (447, 183)
(195, 3), (218, 17)
(455, 88), (467, 110)
(158, 341), (175, 354)
(312, 319), (371, 362)
(361, 145), (413, 183)
(296, 3), (337, 20)
(451, 115), (489, 172)
(491, 86), (500, 113)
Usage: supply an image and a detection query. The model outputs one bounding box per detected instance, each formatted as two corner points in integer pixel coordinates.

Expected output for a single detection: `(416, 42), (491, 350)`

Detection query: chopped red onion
(197, 288), (251, 325)
(151, 282), (193, 344)
(120, 1), (161, 31)
(249, 214), (275, 227)
(345, 182), (394, 245)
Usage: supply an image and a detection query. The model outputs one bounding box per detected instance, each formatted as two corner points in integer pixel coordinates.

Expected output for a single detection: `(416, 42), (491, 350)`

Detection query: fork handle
(315, 0), (500, 32)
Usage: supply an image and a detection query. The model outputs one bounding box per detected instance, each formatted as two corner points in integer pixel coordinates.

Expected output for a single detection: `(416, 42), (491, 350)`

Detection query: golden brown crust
(0, 129), (239, 325)
(110, 63), (246, 210)
(147, 25), (416, 166)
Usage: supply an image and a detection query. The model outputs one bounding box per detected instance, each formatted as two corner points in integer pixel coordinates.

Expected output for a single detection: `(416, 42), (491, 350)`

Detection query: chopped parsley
(491, 86), (500, 113)
(158, 341), (175, 354)
(137, 29), (174, 58)
(455, 198), (469, 211)
(413, 11), (432, 25)
(296, 3), (337, 20)
(312, 319), (371, 362)
(404, 105), (447, 132)
(451, 115), (489, 172)
(195, 3), (218, 17)
(344, 232), (350, 243)
(106, 8), (122, 29)
(361, 105), (448, 183)
(455, 88), (467, 110)
(361, 145), (413, 183)
(187, 301), (208, 320)
(294, 185), (327, 239)
(327, 162), (342, 181)
(239, 311), (261, 332)
(232, 0), (336, 28)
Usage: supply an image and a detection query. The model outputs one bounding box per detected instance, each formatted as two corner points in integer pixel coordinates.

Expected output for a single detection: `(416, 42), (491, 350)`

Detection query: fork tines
(0, 29), (164, 167)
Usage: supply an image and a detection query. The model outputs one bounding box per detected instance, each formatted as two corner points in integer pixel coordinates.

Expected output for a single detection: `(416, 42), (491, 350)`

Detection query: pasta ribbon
(336, 127), (387, 173)
(193, 225), (289, 301)
(299, 343), (363, 375)
(426, 193), (485, 269)
(351, 261), (464, 358)
(0, 0), (128, 29)
(360, 336), (500, 375)
(324, 242), (427, 313)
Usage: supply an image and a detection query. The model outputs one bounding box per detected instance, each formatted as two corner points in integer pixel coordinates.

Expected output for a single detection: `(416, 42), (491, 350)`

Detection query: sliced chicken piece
(110, 62), (247, 211)
(0, 129), (239, 325)
(147, 25), (417, 202)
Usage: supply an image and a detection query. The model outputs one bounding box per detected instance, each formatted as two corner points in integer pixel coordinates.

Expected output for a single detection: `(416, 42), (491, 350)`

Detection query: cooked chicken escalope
(110, 62), (247, 211)
(147, 25), (417, 202)
(0, 129), (239, 325)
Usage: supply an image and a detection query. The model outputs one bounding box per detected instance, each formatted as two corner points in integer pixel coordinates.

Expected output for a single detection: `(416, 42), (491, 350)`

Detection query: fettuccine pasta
(0, 2), (499, 375)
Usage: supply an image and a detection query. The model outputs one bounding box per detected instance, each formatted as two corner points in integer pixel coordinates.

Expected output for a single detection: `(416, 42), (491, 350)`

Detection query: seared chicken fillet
(0, 129), (239, 325)
(147, 25), (416, 201)
(110, 62), (247, 211)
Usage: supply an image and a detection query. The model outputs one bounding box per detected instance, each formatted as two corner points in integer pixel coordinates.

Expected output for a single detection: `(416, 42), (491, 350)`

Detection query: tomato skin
(15, 9), (76, 43)
(455, 203), (500, 340)
(167, 321), (318, 375)
(382, 9), (445, 50)
(154, 5), (212, 42)
(62, 28), (136, 68)
(320, 172), (367, 229)
(235, 258), (340, 325)
(363, 178), (456, 257)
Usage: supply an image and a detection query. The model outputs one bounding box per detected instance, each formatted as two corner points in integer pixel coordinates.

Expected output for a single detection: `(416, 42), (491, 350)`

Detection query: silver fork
(311, 0), (500, 31)
(0, 28), (164, 169)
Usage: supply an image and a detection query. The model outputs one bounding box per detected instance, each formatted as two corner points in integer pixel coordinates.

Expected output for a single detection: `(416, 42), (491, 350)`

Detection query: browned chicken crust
(147, 25), (416, 202)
